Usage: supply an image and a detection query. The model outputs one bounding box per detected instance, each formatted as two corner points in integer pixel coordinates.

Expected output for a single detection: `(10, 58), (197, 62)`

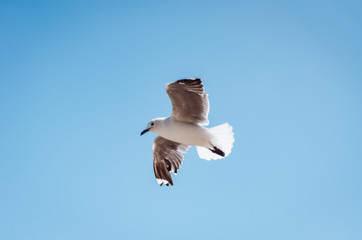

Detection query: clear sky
(1, 0), (362, 239)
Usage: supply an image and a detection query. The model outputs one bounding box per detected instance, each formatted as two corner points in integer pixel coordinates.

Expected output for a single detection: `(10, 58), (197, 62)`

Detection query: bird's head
(140, 118), (164, 136)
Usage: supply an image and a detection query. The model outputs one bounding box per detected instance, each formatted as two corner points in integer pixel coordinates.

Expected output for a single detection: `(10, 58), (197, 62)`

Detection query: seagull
(141, 78), (234, 186)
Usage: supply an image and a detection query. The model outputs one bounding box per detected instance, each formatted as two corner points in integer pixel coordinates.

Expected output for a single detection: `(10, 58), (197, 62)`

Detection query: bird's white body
(151, 117), (214, 148)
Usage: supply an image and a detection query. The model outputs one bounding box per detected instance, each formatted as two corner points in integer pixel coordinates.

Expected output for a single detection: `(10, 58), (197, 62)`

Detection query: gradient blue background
(1, 0), (362, 239)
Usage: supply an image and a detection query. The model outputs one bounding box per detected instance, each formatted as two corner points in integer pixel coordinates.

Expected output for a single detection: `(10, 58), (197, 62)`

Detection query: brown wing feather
(153, 136), (189, 186)
(166, 78), (210, 125)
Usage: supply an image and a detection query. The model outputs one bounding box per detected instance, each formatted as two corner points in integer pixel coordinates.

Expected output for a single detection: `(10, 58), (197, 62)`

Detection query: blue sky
(1, 0), (362, 239)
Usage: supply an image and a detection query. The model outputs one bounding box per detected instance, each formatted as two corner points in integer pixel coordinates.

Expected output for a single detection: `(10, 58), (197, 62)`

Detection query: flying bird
(141, 78), (234, 186)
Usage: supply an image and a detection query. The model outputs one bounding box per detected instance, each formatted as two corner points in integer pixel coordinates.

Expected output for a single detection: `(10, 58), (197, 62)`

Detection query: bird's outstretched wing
(153, 136), (190, 186)
(165, 78), (210, 126)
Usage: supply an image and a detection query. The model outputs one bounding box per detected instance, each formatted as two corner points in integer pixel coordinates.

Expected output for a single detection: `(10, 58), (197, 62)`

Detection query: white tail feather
(196, 146), (222, 160)
(197, 123), (235, 160)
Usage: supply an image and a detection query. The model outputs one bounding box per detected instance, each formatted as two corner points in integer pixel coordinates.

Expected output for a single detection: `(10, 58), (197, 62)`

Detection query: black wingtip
(209, 146), (225, 157)
(176, 78), (202, 84)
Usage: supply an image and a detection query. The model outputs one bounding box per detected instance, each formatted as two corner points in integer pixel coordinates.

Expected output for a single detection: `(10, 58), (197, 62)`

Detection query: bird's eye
(151, 123), (154, 126)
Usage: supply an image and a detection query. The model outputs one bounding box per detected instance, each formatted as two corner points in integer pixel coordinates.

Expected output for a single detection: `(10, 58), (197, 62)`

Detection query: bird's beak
(140, 128), (150, 136)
